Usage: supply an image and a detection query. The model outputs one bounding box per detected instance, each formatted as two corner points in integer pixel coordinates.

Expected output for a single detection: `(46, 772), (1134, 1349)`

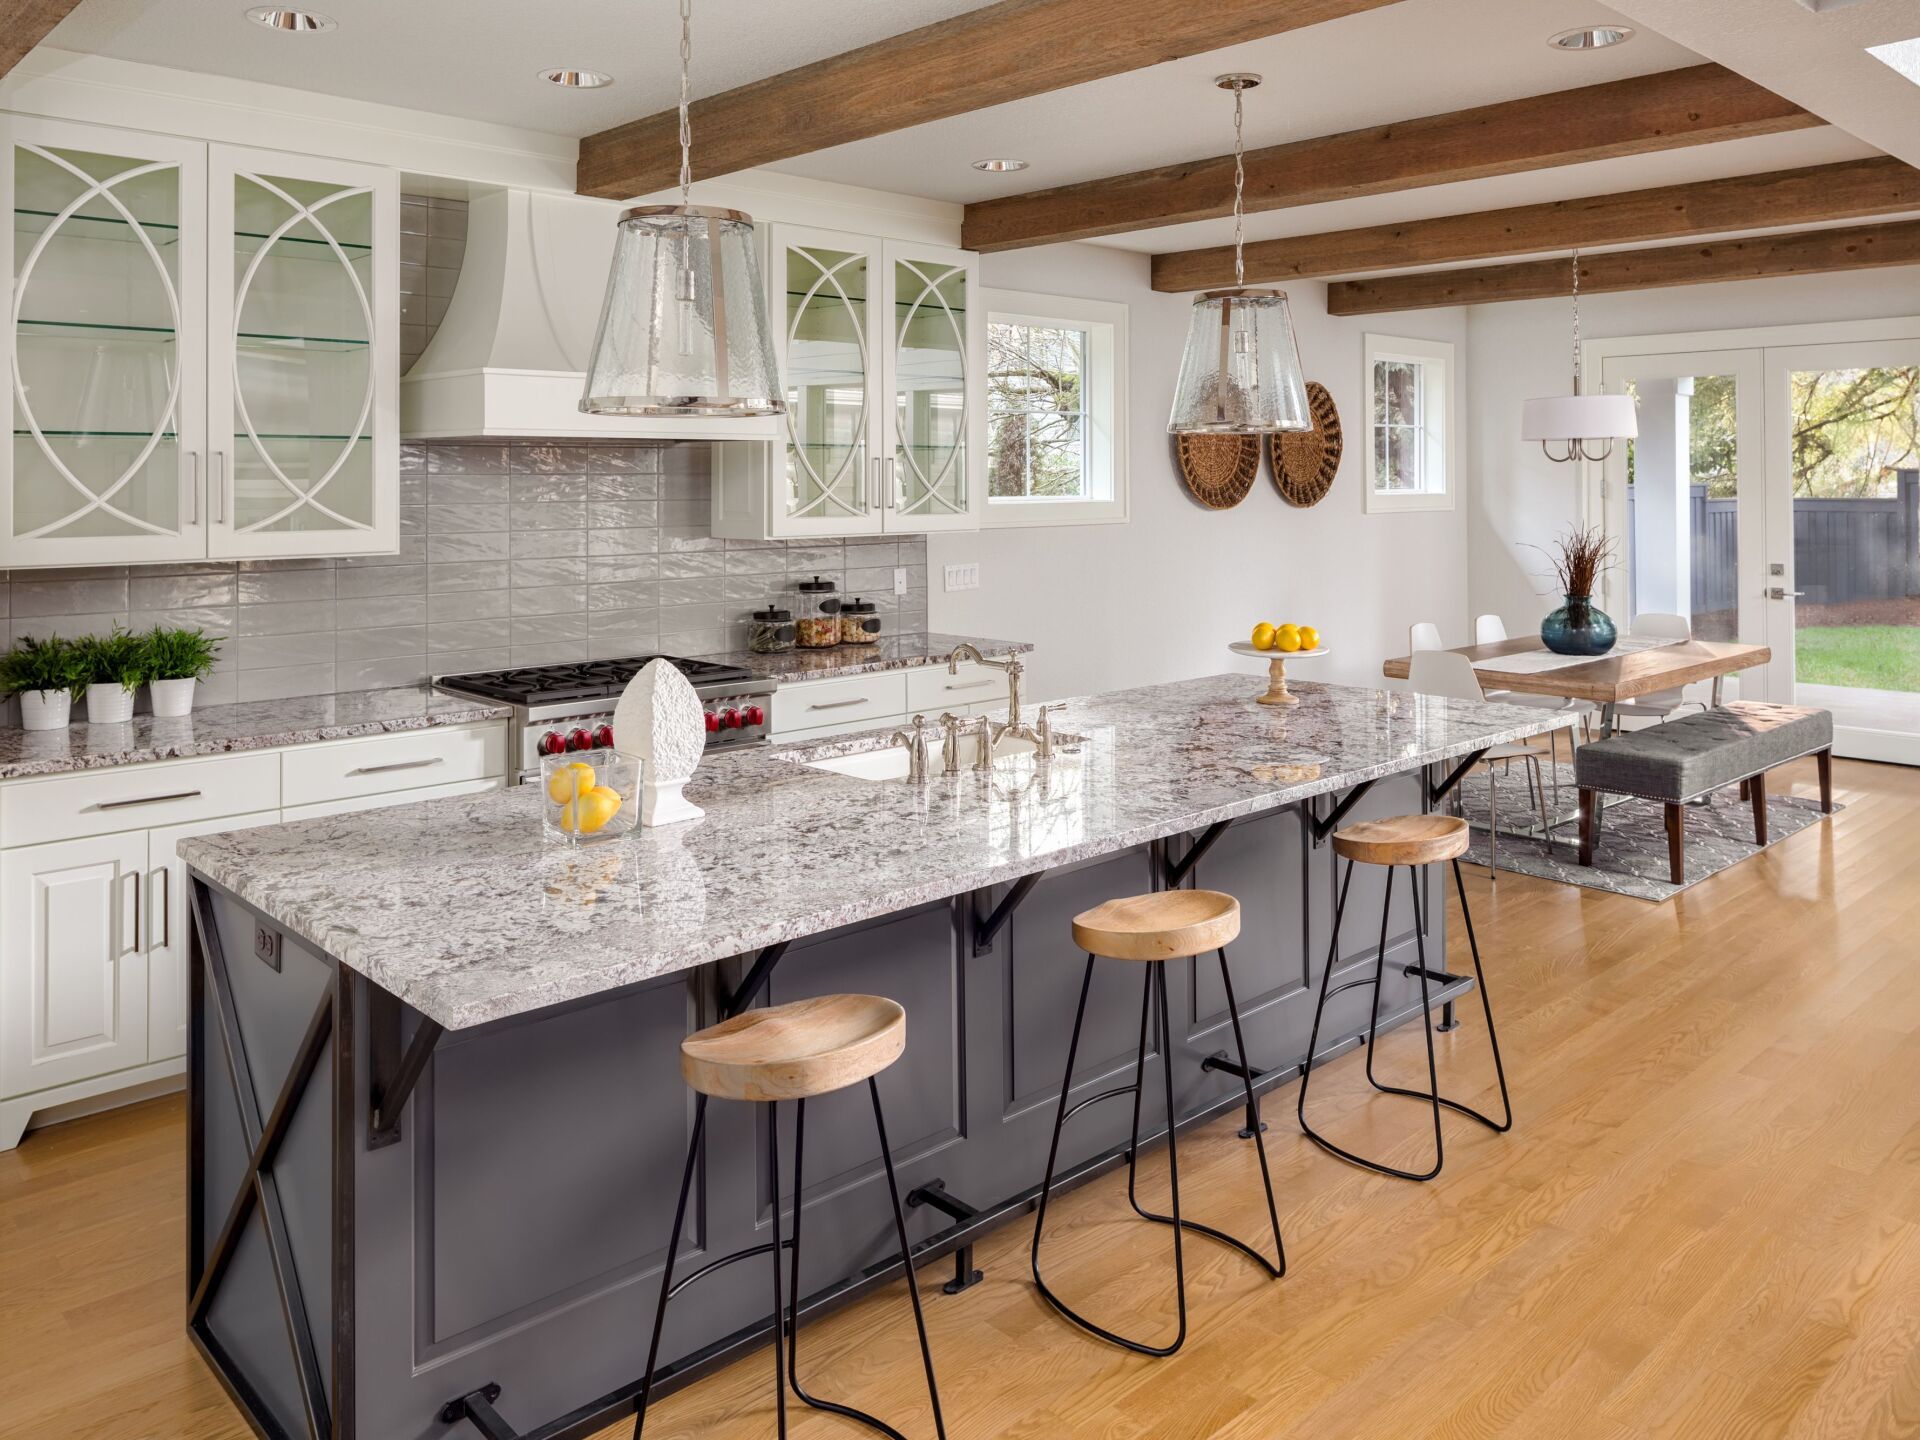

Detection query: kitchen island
(179, 676), (1570, 1440)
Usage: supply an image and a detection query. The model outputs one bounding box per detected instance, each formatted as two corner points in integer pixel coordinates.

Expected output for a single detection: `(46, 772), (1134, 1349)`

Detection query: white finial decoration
(613, 660), (706, 827)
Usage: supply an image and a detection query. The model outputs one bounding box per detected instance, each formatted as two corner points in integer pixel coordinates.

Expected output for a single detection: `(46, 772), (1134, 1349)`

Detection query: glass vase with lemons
(541, 750), (640, 846)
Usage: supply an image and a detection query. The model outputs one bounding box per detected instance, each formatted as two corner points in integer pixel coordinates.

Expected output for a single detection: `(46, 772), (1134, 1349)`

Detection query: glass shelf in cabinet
(234, 331), (370, 350)
(14, 208), (181, 243)
(232, 229), (374, 259)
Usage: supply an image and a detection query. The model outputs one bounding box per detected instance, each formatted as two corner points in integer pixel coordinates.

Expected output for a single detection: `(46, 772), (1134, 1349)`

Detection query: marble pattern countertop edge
(182, 676), (1575, 1031)
(697, 632), (1033, 684)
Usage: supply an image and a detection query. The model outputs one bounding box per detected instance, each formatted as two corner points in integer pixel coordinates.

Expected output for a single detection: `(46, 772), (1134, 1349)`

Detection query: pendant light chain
(677, 0), (693, 209)
(1232, 79), (1247, 289)
(1569, 247), (1582, 392)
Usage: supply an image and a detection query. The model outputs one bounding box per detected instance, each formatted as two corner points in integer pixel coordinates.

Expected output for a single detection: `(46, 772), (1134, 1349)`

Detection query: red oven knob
(591, 724), (615, 749)
(537, 730), (567, 756)
(565, 728), (593, 752)
(720, 708), (742, 730)
(704, 710), (720, 733)
(743, 704), (765, 727)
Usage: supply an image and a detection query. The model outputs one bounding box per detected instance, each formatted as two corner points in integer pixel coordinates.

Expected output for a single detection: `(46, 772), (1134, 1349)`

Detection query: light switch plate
(943, 563), (979, 592)
(894, 566), (908, 597)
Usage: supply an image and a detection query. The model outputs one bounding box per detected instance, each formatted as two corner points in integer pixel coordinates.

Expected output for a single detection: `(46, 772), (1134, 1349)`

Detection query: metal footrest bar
(906, 1181), (985, 1293)
(1401, 964), (1456, 985)
(442, 1385), (511, 1438)
(1201, 1052), (1269, 1137)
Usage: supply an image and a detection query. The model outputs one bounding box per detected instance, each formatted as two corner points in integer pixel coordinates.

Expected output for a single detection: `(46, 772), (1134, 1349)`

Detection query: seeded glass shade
(1167, 288), (1311, 435)
(580, 205), (784, 418)
(1520, 393), (1638, 443)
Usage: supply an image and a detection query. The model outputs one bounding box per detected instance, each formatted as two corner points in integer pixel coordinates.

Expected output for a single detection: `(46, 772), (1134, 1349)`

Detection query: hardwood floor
(4, 755), (1917, 1439)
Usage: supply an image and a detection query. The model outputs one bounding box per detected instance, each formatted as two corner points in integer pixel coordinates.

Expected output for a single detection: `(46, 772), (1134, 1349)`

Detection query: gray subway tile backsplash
(1, 438), (928, 704)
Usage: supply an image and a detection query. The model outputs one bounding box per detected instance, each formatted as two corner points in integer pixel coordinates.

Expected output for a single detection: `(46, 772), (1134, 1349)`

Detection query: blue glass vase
(1541, 593), (1616, 656)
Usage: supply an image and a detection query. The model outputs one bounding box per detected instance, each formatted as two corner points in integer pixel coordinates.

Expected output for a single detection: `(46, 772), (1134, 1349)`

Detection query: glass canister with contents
(838, 596), (880, 645)
(748, 604), (795, 654)
(795, 575), (840, 648)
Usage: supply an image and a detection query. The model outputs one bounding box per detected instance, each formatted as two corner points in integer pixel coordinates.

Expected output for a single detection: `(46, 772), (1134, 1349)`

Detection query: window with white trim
(1363, 334), (1454, 512)
(984, 290), (1128, 526)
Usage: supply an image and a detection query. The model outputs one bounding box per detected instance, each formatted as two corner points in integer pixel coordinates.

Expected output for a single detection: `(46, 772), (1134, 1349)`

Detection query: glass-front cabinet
(2, 117), (397, 567)
(712, 225), (983, 539)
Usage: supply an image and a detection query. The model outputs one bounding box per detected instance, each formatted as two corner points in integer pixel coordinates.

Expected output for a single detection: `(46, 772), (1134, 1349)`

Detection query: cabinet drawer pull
(158, 867), (170, 953)
(130, 869), (142, 956)
(95, 789), (203, 811)
(944, 680), (995, 692)
(348, 757), (445, 776)
(807, 698), (870, 711)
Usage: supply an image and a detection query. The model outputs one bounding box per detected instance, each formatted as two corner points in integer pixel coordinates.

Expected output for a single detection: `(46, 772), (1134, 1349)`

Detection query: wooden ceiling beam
(964, 64), (1819, 252)
(577, 0), (1405, 201)
(1151, 157), (1920, 291)
(1, 0), (83, 78)
(1323, 219), (1920, 314)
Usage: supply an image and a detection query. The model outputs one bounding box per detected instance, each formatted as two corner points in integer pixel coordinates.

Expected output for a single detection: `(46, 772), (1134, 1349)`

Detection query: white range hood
(401, 188), (781, 441)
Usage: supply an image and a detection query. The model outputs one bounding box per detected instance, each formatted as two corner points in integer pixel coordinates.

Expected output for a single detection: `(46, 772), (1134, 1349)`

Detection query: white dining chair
(1409, 649), (1557, 882)
(1619, 612), (1707, 724)
(1410, 621), (1444, 653)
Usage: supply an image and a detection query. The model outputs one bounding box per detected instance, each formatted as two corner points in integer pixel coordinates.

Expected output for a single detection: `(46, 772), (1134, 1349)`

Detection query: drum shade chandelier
(1167, 74), (1311, 436)
(580, 0), (783, 418)
(1521, 250), (1637, 462)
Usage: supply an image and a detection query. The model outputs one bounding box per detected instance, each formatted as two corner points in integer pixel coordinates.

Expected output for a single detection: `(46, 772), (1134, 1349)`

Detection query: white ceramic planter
(85, 683), (136, 725)
(18, 688), (71, 731)
(149, 677), (197, 718)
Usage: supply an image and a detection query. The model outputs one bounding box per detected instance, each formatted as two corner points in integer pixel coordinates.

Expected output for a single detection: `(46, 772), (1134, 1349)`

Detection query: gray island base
(179, 676), (1570, 1440)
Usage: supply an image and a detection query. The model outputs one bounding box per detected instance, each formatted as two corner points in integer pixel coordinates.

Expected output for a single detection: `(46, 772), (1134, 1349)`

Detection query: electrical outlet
(894, 566), (908, 597)
(254, 923), (282, 972)
(943, 563), (979, 592)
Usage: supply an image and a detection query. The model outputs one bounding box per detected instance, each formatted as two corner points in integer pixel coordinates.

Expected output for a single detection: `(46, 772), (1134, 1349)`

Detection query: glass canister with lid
(795, 575), (840, 648)
(748, 603), (795, 654)
(838, 596), (881, 645)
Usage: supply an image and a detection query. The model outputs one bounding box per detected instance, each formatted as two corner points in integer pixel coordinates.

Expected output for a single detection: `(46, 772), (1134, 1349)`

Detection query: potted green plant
(142, 625), (221, 717)
(0, 635), (85, 731)
(74, 625), (149, 724)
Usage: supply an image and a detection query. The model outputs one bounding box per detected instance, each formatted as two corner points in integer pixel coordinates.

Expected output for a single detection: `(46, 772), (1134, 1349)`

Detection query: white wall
(1467, 265), (1920, 636)
(929, 242), (1471, 703)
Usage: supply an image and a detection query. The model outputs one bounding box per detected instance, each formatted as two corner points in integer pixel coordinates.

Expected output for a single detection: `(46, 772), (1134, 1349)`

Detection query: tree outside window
(988, 321), (1088, 498)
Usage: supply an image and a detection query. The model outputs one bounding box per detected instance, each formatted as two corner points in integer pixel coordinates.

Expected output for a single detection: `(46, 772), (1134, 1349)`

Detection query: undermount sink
(806, 731), (1051, 782)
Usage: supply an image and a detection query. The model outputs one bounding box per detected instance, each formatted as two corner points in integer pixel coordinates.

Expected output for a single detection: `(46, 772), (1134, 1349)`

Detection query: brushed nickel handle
(884, 457), (896, 509)
(131, 869), (142, 955)
(348, 757), (444, 776)
(186, 451), (200, 525)
(158, 866), (170, 952)
(1766, 586), (1805, 600)
(96, 789), (203, 811)
(943, 679), (995, 692)
(211, 452), (227, 524)
(807, 698), (870, 711)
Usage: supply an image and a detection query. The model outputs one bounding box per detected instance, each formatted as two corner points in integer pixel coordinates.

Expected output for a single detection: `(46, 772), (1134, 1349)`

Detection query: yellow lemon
(545, 761), (595, 805)
(574, 789), (622, 834)
(1250, 621), (1277, 652)
(1275, 624), (1302, 653)
(1297, 625), (1320, 651)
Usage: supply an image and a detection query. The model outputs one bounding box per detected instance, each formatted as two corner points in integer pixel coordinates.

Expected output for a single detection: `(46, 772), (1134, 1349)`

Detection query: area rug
(1451, 760), (1839, 901)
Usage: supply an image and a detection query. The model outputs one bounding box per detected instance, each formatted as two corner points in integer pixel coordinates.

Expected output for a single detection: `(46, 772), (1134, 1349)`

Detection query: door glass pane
(12, 143), (184, 539)
(229, 172), (375, 534)
(783, 243), (869, 523)
(1787, 365), (1920, 736)
(893, 257), (967, 518)
(1623, 373), (1740, 641)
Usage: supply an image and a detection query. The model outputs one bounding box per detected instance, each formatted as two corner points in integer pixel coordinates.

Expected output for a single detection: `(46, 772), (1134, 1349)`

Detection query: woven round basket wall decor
(1175, 432), (1261, 510)
(1269, 381), (1342, 507)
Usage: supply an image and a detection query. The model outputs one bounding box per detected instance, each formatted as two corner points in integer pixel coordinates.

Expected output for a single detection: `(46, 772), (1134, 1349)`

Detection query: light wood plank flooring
(3, 756), (1916, 1439)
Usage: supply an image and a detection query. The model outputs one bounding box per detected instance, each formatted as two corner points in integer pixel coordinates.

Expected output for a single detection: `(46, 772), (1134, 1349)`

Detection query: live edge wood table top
(1381, 638), (1772, 704)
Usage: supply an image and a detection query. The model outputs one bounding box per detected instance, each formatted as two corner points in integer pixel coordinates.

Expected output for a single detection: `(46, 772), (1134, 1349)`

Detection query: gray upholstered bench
(1575, 701), (1833, 884)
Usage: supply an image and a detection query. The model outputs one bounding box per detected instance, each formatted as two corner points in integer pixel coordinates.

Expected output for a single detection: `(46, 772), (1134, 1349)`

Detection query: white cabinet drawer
(906, 662), (1006, 715)
(281, 775), (502, 823)
(0, 753), (281, 850)
(771, 673), (908, 735)
(281, 722), (506, 809)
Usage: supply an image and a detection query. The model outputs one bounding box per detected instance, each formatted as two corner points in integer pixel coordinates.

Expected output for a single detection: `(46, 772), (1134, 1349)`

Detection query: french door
(1600, 326), (1920, 764)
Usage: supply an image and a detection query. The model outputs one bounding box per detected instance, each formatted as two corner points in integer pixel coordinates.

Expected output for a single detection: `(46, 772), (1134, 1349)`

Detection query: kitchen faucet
(947, 644), (1035, 745)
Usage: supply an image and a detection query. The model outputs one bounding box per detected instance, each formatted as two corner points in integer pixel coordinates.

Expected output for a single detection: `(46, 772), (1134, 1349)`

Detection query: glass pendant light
(1521, 250), (1636, 462)
(580, 0), (783, 418)
(1168, 74), (1311, 436)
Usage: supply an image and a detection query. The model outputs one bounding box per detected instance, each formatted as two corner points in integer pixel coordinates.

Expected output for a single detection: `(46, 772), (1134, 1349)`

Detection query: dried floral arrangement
(1533, 525), (1617, 598)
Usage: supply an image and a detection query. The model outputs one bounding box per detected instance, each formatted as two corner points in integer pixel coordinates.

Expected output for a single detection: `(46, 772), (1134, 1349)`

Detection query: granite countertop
(0, 686), (511, 781)
(698, 632), (1032, 683)
(181, 675), (1574, 1031)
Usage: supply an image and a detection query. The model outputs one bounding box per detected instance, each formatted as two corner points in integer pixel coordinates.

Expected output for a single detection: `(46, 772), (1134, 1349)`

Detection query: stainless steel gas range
(433, 656), (777, 783)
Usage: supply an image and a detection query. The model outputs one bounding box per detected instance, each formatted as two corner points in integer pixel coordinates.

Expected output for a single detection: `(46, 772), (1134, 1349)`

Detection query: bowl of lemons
(541, 750), (640, 846)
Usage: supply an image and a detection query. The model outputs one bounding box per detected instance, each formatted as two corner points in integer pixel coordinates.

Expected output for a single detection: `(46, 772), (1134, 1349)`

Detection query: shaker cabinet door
(1, 116), (209, 567)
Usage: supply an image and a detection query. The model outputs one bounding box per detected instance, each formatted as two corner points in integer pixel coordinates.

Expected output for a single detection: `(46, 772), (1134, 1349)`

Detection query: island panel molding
(574, 0), (1402, 199)
(962, 64), (1818, 252)
(1328, 220), (1920, 314)
(1150, 156), (1920, 291)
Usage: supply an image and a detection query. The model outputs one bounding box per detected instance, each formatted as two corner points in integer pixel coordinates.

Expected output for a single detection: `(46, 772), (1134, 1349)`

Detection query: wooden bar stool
(634, 994), (947, 1440)
(1296, 814), (1512, 1183)
(1030, 889), (1286, 1357)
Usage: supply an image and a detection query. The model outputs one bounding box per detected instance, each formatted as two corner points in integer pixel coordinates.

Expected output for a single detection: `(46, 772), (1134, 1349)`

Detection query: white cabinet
(772, 663), (1011, 742)
(711, 225), (984, 540)
(1, 114), (399, 568)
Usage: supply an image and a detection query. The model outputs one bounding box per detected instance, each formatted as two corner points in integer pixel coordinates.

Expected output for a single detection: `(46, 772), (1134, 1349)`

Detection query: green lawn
(1795, 625), (1920, 693)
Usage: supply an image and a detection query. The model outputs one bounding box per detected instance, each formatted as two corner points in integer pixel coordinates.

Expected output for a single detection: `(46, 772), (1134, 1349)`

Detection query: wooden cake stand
(1228, 641), (1330, 706)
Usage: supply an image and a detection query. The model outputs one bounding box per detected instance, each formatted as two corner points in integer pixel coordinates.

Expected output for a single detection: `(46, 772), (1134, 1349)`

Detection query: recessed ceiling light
(538, 68), (615, 89)
(245, 7), (336, 32)
(1548, 24), (1634, 49)
(972, 158), (1030, 173)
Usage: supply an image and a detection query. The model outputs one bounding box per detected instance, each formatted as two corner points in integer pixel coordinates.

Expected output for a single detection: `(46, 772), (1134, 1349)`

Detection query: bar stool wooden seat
(1297, 812), (1513, 1184)
(1032, 887), (1286, 1359)
(635, 994), (946, 1440)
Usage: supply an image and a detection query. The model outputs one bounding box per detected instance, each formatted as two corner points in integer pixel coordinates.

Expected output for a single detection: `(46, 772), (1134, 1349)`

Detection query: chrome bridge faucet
(947, 643), (1034, 745)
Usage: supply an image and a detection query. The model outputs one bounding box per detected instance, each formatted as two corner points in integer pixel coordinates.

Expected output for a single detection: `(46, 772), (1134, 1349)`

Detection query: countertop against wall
(700, 632), (1032, 683)
(0, 687), (510, 782)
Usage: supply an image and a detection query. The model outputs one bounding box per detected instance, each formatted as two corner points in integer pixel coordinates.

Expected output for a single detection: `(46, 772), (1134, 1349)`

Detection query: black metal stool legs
(1031, 952), (1284, 1358)
(1297, 858), (1513, 1185)
(633, 1094), (708, 1440)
